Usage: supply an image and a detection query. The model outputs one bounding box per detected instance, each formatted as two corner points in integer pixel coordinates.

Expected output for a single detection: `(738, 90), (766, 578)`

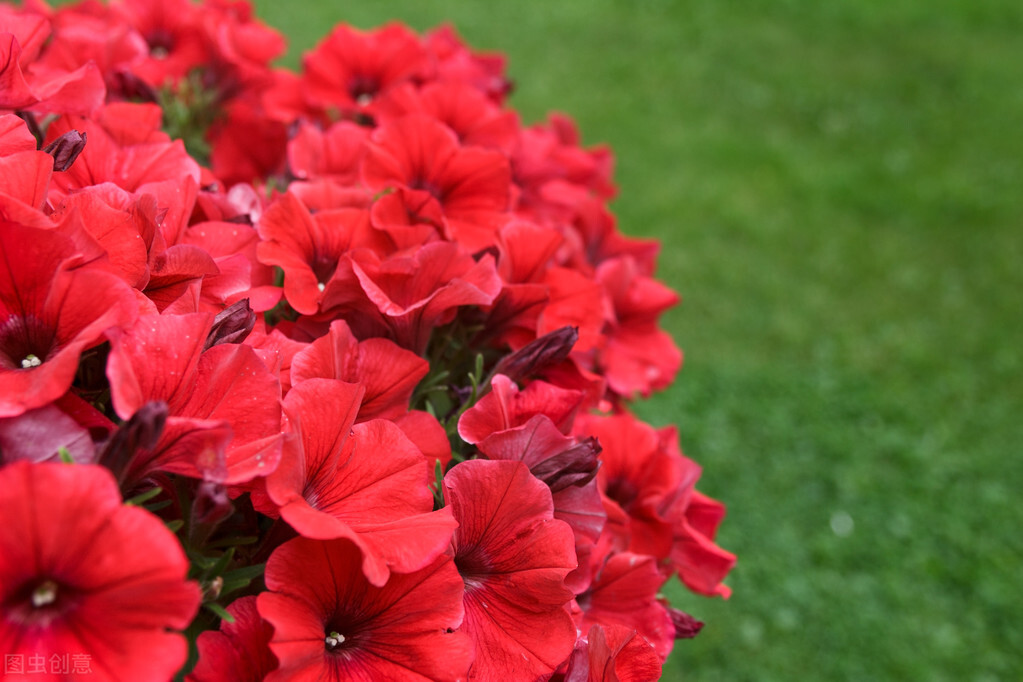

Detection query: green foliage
(157, 70), (222, 165)
(256, 1), (1022, 679)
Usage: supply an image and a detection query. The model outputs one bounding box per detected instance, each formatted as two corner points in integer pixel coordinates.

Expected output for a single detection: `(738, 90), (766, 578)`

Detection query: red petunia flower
(368, 185), (446, 251)
(562, 624), (663, 682)
(458, 373), (584, 445)
(0, 220), (138, 418)
(265, 378), (455, 586)
(0, 6), (106, 116)
(575, 412), (735, 597)
(374, 81), (520, 153)
(208, 103), (290, 187)
(361, 113), (512, 248)
(473, 412), (605, 594)
(480, 219), (563, 344)
(256, 191), (384, 316)
(536, 266), (607, 355)
(286, 119), (368, 185)
(189, 596), (278, 682)
(445, 459), (578, 681)
(512, 113), (616, 216)
(423, 25), (512, 102)
(301, 22), (428, 119)
(45, 106), (201, 199)
(290, 319), (428, 422)
(0, 461), (200, 682)
(574, 550), (675, 661)
(594, 255), (681, 399)
(48, 185), (161, 290)
(105, 312), (282, 487)
(257, 536), (471, 681)
(324, 241), (502, 354)
(182, 220), (281, 313)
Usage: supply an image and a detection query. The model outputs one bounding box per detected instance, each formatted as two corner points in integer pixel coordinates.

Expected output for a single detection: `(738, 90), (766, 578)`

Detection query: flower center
(32, 580), (58, 608)
(0, 314), (55, 371)
(325, 631), (346, 650)
(605, 477), (640, 510)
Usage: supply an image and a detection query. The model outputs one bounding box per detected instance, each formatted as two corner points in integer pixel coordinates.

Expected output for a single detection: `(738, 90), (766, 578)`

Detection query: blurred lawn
(253, 1), (1023, 679)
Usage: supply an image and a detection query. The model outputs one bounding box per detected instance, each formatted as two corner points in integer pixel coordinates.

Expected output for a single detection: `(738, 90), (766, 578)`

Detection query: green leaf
(205, 547), (236, 579)
(203, 601), (235, 624)
(219, 563), (266, 596)
(206, 535), (259, 549)
(430, 458), (446, 510)
(222, 563), (267, 583)
(125, 486), (164, 507)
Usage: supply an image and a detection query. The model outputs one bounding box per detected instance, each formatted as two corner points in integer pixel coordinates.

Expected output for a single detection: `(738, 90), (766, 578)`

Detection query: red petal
(0, 462), (199, 680)
(190, 596), (278, 682)
(577, 552), (674, 660)
(260, 537), (470, 681)
(445, 459), (577, 680)
(106, 313), (212, 418)
(458, 374), (583, 444)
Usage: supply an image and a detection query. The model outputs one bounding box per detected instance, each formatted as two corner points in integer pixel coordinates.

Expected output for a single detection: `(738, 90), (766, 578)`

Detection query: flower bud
(193, 480), (233, 529)
(43, 130), (87, 172)
(97, 401), (168, 487)
(529, 436), (601, 492)
(667, 606), (704, 639)
(492, 326), (578, 383)
(203, 299), (256, 351)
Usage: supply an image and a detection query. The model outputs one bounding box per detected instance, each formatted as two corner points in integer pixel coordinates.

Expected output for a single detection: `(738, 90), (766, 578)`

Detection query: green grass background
(252, 1), (1022, 679)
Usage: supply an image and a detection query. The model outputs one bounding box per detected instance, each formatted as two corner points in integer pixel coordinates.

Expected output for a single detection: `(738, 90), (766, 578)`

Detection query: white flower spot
(32, 580), (58, 607)
(21, 354), (42, 369)
(318, 282), (326, 292)
(325, 631), (346, 649)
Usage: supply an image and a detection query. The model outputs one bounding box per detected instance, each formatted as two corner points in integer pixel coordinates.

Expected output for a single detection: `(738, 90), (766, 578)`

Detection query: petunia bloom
(257, 536), (471, 681)
(189, 596), (278, 682)
(562, 624), (663, 682)
(105, 312), (282, 487)
(264, 378), (455, 586)
(445, 459), (578, 681)
(575, 412), (735, 598)
(0, 220), (138, 418)
(0, 461), (200, 682)
(324, 241), (502, 354)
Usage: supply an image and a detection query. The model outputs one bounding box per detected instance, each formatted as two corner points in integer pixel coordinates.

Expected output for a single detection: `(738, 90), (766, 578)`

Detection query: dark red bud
(43, 130), (87, 172)
(97, 401), (168, 487)
(203, 299), (256, 351)
(191, 478), (233, 531)
(530, 436), (601, 492)
(493, 326), (579, 382)
(667, 607), (704, 639)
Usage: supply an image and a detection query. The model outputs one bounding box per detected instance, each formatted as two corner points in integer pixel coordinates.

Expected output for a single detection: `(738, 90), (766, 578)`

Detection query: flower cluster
(0, 1), (735, 680)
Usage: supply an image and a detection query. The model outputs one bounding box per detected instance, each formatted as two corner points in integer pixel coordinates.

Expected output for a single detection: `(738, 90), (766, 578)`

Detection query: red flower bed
(0, 1), (735, 679)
